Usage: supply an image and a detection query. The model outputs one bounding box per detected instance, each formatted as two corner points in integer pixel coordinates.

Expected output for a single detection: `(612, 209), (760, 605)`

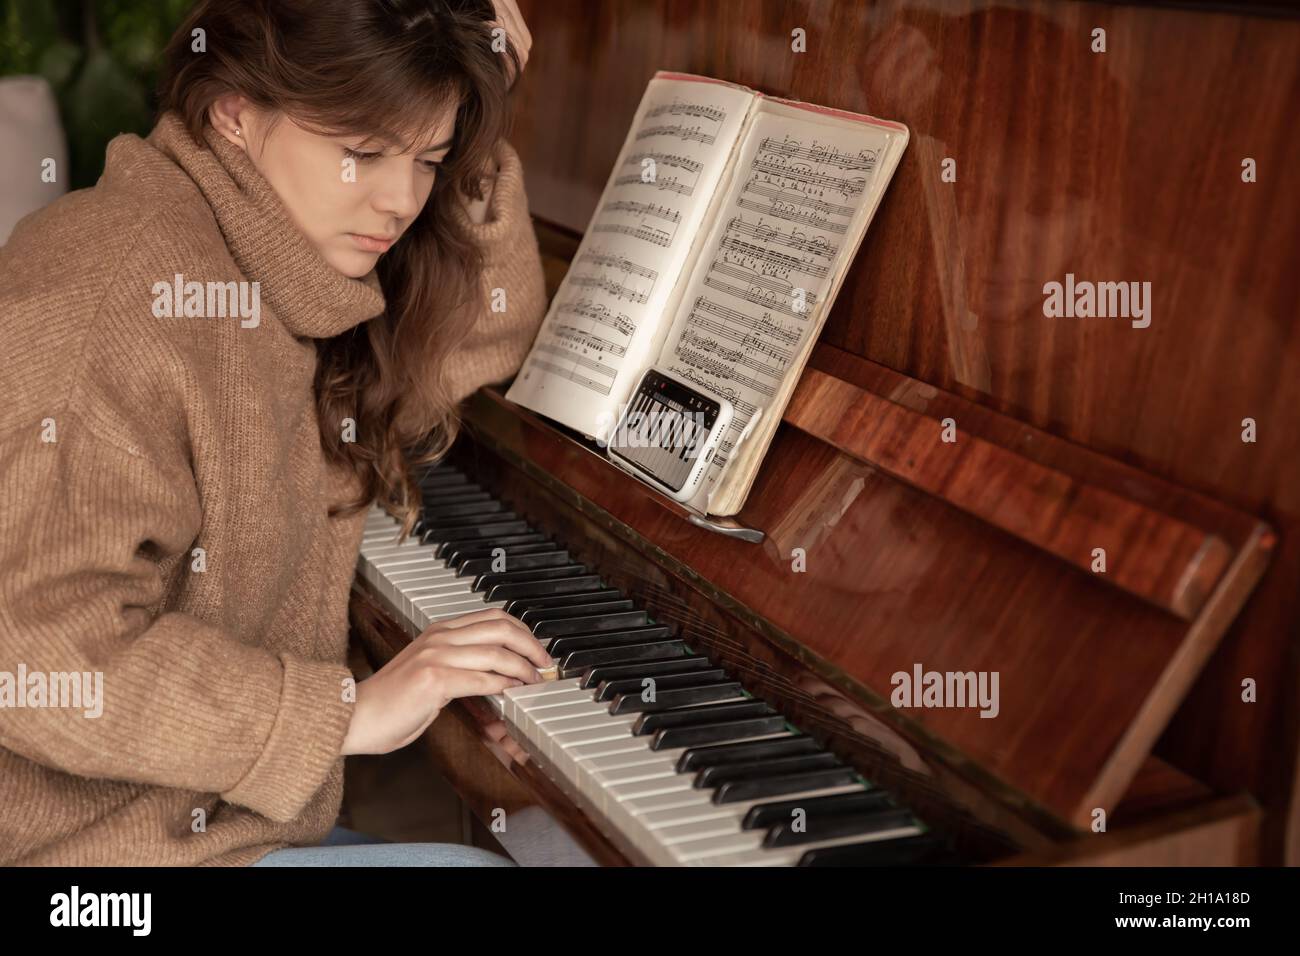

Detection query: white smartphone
(605, 367), (734, 503)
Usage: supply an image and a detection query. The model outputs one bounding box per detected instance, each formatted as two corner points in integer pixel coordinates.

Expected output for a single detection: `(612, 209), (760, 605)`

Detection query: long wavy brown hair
(156, 0), (520, 536)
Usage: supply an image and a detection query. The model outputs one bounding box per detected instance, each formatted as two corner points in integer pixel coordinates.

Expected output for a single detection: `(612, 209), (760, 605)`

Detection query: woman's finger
(440, 620), (554, 670)
(433, 643), (542, 684)
(442, 668), (521, 701)
(430, 606), (528, 632)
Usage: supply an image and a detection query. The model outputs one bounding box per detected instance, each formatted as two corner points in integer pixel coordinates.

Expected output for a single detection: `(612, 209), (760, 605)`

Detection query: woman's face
(212, 97), (456, 278)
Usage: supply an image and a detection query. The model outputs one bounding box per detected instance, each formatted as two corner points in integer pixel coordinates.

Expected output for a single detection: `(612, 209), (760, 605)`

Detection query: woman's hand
(489, 0), (532, 87)
(341, 607), (553, 756)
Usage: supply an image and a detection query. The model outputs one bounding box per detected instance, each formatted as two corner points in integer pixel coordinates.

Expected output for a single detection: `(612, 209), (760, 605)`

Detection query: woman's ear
(208, 94), (252, 152)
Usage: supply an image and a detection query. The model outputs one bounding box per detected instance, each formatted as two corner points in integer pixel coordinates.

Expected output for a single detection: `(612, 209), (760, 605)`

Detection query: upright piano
(349, 0), (1300, 866)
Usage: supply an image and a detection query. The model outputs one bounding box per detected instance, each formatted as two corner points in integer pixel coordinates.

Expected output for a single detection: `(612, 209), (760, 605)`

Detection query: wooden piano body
(350, 0), (1300, 865)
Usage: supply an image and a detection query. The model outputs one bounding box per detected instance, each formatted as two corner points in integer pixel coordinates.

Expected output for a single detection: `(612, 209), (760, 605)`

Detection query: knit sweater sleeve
(0, 407), (355, 825)
(442, 138), (548, 405)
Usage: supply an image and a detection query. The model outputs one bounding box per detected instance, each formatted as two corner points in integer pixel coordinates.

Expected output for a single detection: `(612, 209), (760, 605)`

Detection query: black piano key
(661, 408), (683, 450)
(410, 497), (495, 526)
(418, 494), (488, 509)
(633, 700), (776, 735)
(420, 504), (513, 521)
(419, 496), (497, 517)
(440, 533), (550, 561)
(487, 575), (605, 602)
(741, 789), (888, 830)
(578, 655), (714, 690)
(472, 565), (589, 592)
(608, 681), (743, 715)
(764, 809), (917, 848)
(676, 735), (819, 772)
(505, 589), (623, 616)
(546, 625), (674, 657)
(713, 767), (861, 805)
(446, 542), (561, 569)
(796, 834), (955, 867)
(677, 418), (695, 461)
(422, 511), (520, 535)
(417, 472), (470, 489)
(416, 494), (491, 515)
(694, 753), (842, 788)
(533, 610), (649, 639)
(521, 600), (636, 627)
(419, 498), (496, 519)
(593, 669), (728, 702)
(653, 715), (789, 750)
(423, 520), (530, 544)
(457, 550), (572, 577)
(556, 640), (690, 674)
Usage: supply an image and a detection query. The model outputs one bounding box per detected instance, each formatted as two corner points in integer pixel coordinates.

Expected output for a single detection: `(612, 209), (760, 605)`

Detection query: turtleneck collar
(144, 111), (386, 339)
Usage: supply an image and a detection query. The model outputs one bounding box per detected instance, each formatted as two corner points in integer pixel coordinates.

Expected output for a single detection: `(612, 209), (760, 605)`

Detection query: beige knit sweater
(0, 112), (546, 865)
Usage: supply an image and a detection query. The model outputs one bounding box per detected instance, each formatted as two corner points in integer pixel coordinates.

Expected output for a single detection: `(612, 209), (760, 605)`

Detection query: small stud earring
(235, 128), (241, 136)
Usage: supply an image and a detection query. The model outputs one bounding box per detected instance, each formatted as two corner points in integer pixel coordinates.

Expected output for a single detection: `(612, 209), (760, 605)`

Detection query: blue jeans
(251, 826), (515, 867)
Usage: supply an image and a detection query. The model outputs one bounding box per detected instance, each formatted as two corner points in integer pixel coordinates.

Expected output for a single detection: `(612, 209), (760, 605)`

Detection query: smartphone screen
(607, 369), (724, 493)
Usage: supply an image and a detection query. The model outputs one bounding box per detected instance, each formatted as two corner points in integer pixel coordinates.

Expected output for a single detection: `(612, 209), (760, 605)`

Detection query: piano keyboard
(357, 461), (956, 867)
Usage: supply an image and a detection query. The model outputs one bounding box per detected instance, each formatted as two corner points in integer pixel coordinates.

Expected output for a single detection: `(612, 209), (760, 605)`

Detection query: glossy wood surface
(785, 361), (1264, 620)
(509, 0), (1300, 862)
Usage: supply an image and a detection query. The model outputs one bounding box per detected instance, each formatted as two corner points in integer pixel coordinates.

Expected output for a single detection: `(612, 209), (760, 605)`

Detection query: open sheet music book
(505, 71), (909, 516)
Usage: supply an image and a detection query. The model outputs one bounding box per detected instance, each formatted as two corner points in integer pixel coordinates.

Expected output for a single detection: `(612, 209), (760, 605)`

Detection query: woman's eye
(343, 147), (381, 161)
(418, 159), (442, 172)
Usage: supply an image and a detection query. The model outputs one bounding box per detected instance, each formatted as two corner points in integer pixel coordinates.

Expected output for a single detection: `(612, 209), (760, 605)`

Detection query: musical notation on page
(506, 78), (754, 439)
(659, 116), (888, 506)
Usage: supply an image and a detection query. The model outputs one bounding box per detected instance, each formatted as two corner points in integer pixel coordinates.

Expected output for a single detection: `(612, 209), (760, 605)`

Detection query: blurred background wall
(0, 0), (193, 193)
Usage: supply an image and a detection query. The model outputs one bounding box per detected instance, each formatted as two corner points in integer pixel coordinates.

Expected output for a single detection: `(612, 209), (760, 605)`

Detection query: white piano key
(639, 784), (865, 831)
(531, 702), (614, 727)
(655, 812), (754, 845)
(386, 567), (459, 583)
(547, 719), (641, 760)
(507, 678), (584, 700)
(590, 761), (681, 787)
(687, 824), (924, 867)
(620, 788), (717, 817)
(578, 748), (685, 774)
(565, 736), (657, 760)
(363, 541), (431, 558)
(421, 599), (503, 622)
(604, 775), (696, 800)
(412, 592), (481, 611)
(370, 554), (444, 574)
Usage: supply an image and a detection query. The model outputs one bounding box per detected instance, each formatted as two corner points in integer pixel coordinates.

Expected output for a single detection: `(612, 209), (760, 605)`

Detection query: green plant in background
(1, 0), (194, 189)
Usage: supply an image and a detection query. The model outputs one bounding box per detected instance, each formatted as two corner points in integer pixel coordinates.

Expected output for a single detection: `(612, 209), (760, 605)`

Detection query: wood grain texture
(509, 0), (1300, 863)
(784, 362), (1254, 619)
(997, 794), (1259, 866)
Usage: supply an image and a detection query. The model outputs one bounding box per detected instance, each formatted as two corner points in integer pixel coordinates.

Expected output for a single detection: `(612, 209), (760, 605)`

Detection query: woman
(0, 0), (553, 866)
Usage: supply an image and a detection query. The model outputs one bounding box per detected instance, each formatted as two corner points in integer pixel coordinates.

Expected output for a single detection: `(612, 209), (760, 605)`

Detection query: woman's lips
(348, 232), (395, 252)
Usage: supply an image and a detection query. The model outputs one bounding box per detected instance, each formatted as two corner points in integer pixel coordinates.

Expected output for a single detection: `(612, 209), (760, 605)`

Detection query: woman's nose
(370, 166), (422, 220)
